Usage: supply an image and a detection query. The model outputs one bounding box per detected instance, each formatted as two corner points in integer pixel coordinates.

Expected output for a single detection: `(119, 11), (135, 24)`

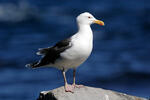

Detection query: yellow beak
(94, 20), (104, 26)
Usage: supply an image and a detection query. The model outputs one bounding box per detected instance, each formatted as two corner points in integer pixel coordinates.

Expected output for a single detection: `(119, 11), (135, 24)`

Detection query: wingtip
(25, 64), (32, 68)
(36, 52), (41, 55)
(25, 61), (40, 69)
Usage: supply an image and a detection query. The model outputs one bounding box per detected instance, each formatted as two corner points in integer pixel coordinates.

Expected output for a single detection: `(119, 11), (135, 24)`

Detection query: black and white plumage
(27, 38), (72, 68)
(26, 12), (104, 92)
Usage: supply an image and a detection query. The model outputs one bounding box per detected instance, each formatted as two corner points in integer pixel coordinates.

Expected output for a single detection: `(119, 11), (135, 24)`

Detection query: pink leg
(62, 71), (74, 93)
(72, 69), (84, 88)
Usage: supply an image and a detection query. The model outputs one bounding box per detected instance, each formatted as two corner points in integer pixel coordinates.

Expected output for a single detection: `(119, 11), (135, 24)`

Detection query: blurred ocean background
(0, 0), (150, 100)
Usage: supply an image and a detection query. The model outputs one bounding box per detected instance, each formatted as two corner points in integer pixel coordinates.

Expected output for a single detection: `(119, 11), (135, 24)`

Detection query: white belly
(53, 36), (93, 71)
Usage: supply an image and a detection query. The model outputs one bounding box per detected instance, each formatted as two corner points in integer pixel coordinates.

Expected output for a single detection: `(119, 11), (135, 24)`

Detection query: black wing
(37, 38), (71, 55)
(26, 38), (72, 68)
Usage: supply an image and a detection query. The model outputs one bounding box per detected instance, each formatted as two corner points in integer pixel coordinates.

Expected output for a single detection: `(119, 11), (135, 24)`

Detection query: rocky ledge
(37, 86), (148, 100)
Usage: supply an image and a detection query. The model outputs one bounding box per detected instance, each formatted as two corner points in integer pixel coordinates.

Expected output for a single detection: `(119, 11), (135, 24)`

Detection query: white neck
(75, 23), (93, 44)
(78, 23), (92, 34)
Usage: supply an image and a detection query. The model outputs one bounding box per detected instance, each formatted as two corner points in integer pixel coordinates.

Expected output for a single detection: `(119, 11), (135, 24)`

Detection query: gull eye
(88, 16), (91, 19)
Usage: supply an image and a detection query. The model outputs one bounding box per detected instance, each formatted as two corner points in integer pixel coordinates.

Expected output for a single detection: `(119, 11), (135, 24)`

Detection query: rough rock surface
(37, 86), (148, 100)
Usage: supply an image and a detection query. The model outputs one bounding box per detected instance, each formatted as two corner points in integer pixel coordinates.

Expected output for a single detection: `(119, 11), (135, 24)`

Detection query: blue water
(0, 0), (150, 100)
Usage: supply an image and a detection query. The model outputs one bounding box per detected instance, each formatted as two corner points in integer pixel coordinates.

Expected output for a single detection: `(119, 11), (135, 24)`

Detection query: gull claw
(72, 84), (84, 88)
(65, 84), (74, 93)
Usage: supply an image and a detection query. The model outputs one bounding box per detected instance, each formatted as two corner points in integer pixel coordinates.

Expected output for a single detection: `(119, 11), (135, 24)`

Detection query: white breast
(63, 37), (92, 60)
(56, 31), (93, 70)
(52, 24), (93, 70)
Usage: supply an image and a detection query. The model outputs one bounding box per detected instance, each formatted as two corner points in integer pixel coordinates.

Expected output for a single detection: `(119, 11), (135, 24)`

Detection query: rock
(37, 86), (148, 100)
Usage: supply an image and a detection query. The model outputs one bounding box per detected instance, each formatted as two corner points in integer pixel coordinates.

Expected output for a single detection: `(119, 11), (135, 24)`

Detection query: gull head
(77, 12), (104, 26)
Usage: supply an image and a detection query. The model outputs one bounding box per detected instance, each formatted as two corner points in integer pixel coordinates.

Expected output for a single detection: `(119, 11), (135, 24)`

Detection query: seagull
(26, 12), (104, 92)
